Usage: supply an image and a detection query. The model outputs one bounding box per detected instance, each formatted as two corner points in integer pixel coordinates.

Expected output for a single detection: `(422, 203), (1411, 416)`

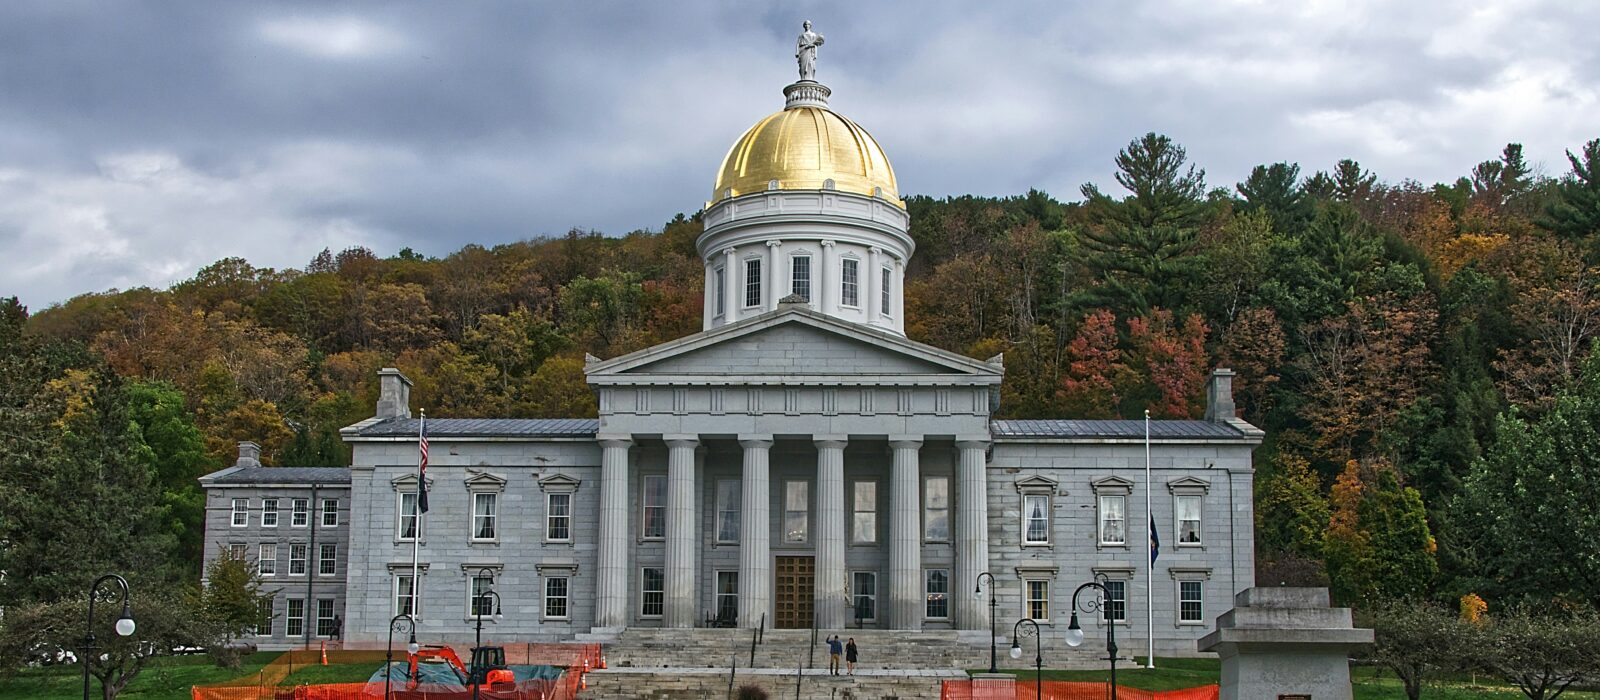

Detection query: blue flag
(1149, 515), (1160, 564)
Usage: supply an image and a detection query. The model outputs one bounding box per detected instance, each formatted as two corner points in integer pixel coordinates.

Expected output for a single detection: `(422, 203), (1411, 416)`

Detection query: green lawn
(280, 661), (385, 686)
(0, 652), (284, 700)
(976, 657), (1600, 699)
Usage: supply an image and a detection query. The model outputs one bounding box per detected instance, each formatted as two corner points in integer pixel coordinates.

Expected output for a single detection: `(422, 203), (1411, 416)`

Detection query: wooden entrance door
(774, 556), (814, 629)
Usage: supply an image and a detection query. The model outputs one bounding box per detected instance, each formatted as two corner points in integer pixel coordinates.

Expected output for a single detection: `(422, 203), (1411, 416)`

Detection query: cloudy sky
(2, 1), (1596, 307)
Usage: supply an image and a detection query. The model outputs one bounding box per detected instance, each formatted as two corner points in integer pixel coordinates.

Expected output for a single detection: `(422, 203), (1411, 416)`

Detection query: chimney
(376, 367), (414, 420)
(1204, 368), (1237, 422)
(236, 441), (262, 468)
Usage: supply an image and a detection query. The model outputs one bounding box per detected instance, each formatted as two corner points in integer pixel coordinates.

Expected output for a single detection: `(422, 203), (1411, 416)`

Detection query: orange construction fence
(191, 644), (601, 700)
(941, 679), (1220, 700)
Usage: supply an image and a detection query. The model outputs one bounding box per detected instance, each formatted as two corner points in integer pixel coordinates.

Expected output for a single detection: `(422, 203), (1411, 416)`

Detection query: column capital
(888, 435), (923, 450)
(723, 247), (738, 258)
(738, 434), (774, 449)
(663, 434), (699, 449)
(813, 435), (848, 450)
(954, 437), (990, 451)
(869, 246), (883, 255)
(820, 239), (836, 248)
(597, 435), (634, 449)
(766, 239), (784, 248)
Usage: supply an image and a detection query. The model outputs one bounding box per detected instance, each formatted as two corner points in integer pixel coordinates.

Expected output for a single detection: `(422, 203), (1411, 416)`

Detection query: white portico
(585, 307), (1004, 631)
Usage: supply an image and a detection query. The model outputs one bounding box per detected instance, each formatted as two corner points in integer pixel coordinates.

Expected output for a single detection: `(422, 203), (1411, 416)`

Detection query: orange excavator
(405, 645), (515, 690)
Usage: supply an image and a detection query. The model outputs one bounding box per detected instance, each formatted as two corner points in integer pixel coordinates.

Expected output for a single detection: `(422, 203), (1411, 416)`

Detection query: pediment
(1166, 476), (1211, 493)
(538, 473), (582, 492)
(390, 473), (434, 490)
(1014, 475), (1059, 493)
(586, 308), (1002, 383)
(463, 471), (508, 488)
(1091, 475), (1135, 493)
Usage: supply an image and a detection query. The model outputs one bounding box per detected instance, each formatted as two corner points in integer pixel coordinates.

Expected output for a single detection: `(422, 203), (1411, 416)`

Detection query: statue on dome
(795, 21), (825, 82)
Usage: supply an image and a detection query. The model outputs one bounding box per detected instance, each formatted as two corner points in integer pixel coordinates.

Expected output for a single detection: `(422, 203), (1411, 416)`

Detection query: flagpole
(411, 408), (424, 631)
(1145, 409), (1155, 669)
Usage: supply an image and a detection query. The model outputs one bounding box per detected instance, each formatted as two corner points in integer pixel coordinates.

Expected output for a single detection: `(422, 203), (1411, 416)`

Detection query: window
(321, 499), (338, 527)
(254, 599), (273, 636)
(291, 499), (309, 527)
(1176, 495), (1202, 545)
(641, 475), (666, 539)
(641, 567), (665, 617)
(397, 492), (422, 541)
(288, 543), (307, 576)
(286, 598), (305, 637)
(469, 573), (496, 617)
(791, 256), (811, 301)
(395, 574), (419, 617)
(715, 571), (738, 622)
(784, 480), (809, 543)
(545, 576), (569, 619)
(880, 266), (892, 315)
(471, 493), (498, 541)
(840, 258), (859, 307)
(1023, 494), (1050, 544)
(1026, 580), (1050, 622)
(316, 599), (336, 637)
(1102, 580), (1126, 622)
(258, 544), (277, 576)
(925, 569), (949, 619)
(715, 480), (740, 543)
(319, 544), (337, 576)
(744, 258), (762, 308)
(851, 572), (876, 622)
(1179, 580), (1204, 624)
(546, 493), (571, 542)
(231, 499), (248, 527)
(714, 266), (726, 316)
(262, 498), (278, 527)
(924, 477), (950, 542)
(851, 482), (877, 544)
(1099, 495), (1127, 545)
(228, 543), (248, 560)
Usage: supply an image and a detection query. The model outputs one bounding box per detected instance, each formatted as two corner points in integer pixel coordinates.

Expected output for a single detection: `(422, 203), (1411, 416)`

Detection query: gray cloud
(2, 1), (1597, 307)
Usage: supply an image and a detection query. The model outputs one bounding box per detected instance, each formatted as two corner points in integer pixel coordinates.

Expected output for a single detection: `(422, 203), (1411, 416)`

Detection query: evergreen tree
(1537, 139), (1600, 252)
(1236, 162), (1312, 230)
(1077, 132), (1212, 312)
(1333, 159), (1377, 204)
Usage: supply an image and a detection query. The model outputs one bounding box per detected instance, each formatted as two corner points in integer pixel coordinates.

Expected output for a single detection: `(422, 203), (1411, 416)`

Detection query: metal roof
(204, 466), (351, 485)
(989, 419), (1244, 440)
(356, 418), (600, 438)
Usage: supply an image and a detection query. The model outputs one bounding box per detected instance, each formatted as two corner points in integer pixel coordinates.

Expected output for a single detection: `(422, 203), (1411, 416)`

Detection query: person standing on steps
(845, 637), (858, 675)
(827, 635), (843, 675)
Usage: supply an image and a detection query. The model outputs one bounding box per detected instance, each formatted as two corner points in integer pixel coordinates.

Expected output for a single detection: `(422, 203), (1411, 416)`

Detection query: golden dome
(713, 106), (902, 208)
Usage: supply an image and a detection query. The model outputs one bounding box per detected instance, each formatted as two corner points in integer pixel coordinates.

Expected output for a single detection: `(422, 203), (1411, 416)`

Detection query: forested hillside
(6, 132), (1600, 611)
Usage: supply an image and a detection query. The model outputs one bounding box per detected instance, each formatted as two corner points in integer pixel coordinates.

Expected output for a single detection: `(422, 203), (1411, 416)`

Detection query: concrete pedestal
(1198, 587), (1373, 700)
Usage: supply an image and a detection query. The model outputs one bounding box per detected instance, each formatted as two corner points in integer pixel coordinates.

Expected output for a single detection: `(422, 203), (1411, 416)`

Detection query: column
(819, 240), (836, 315)
(889, 436), (923, 630)
(724, 248), (740, 324)
(738, 435), (774, 628)
(867, 247), (883, 322)
(766, 240), (783, 311)
(595, 436), (633, 628)
(664, 435), (699, 627)
(814, 436), (848, 629)
(893, 257), (906, 330)
(703, 261), (715, 331)
(953, 439), (991, 630)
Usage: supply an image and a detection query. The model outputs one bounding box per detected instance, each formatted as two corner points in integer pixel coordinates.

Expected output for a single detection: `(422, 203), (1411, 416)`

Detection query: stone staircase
(600, 628), (1004, 671)
(583, 667), (963, 700)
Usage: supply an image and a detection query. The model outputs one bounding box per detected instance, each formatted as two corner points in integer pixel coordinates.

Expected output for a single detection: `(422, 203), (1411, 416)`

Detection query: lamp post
(973, 572), (998, 674)
(1064, 577), (1118, 700)
(1007, 619), (1042, 700)
(81, 574), (136, 700)
(385, 613), (417, 700)
(471, 568), (502, 700)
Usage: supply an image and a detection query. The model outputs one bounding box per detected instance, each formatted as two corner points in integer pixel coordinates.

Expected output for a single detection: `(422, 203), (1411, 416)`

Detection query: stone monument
(1198, 587), (1373, 700)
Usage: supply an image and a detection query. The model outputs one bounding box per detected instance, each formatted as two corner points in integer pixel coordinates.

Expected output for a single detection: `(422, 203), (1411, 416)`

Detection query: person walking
(827, 635), (843, 675)
(845, 637), (858, 675)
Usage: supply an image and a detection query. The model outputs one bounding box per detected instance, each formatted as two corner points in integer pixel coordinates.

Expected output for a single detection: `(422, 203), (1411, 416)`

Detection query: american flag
(417, 418), (430, 514)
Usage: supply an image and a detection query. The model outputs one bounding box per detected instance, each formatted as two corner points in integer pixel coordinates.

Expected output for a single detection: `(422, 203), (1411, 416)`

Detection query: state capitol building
(200, 27), (1262, 660)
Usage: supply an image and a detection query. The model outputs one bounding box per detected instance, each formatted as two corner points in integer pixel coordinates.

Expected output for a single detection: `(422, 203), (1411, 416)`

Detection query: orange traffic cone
(320, 641), (328, 665)
(580, 674), (588, 691)
(598, 653), (607, 669)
